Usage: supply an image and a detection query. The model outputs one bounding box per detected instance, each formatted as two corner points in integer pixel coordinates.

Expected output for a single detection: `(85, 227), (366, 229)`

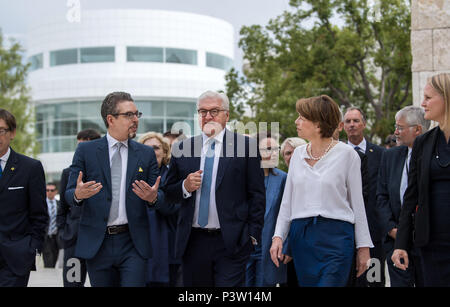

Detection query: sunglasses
(46, 189), (56, 192)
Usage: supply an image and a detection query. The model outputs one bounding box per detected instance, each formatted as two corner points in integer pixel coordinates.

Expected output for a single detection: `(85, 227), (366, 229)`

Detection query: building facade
(27, 10), (234, 181)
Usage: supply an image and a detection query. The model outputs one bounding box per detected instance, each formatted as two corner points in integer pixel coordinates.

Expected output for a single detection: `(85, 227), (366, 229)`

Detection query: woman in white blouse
(270, 95), (373, 286)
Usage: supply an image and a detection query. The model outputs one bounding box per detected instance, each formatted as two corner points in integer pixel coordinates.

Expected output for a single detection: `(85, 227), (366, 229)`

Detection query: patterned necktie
(48, 200), (57, 235)
(108, 142), (123, 224)
(0, 163), (3, 179)
(198, 140), (216, 228)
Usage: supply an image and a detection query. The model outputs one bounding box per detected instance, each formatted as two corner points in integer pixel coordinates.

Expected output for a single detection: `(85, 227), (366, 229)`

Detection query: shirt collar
(201, 128), (225, 146)
(0, 147), (11, 164)
(348, 138), (367, 153)
(106, 133), (128, 149)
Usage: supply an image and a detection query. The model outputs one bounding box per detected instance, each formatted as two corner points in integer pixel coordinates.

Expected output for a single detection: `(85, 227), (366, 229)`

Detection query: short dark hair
(101, 92), (134, 128)
(0, 109), (17, 131)
(345, 107), (367, 124)
(77, 129), (101, 141)
(296, 95), (341, 138)
(46, 182), (58, 190)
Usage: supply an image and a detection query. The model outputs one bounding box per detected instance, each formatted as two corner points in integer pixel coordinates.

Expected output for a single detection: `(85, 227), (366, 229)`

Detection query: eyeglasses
(197, 109), (227, 117)
(394, 124), (417, 132)
(0, 128), (10, 136)
(46, 189), (56, 192)
(112, 111), (142, 120)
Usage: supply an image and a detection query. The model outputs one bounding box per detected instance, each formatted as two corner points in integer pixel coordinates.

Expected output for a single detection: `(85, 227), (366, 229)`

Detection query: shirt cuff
(182, 180), (192, 199)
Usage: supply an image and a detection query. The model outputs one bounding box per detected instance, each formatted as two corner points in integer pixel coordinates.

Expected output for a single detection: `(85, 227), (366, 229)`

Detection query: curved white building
(26, 10), (234, 181)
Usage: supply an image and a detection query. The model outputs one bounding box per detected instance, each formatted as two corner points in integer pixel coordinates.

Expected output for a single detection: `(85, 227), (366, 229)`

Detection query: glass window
(81, 119), (107, 134)
(53, 120), (79, 136)
(206, 52), (233, 71)
(60, 137), (78, 152)
(80, 47), (115, 63)
(50, 49), (78, 66)
(36, 123), (43, 138)
(29, 53), (43, 71)
(80, 101), (102, 118)
(138, 119), (164, 134)
(36, 105), (57, 122)
(127, 47), (163, 62)
(135, 101), (165, 117)
(55, 102), (78, 119)
(166, 101), (196, 118)
(165, 48), (197, 65)
(166, 119), (194, 136)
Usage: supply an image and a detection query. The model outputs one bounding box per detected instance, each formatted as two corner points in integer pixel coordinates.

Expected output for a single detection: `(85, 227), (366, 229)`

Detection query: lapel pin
(369, 149), (373, 152)
(138, 167), (144, 173)
(10, 167), (15, 171)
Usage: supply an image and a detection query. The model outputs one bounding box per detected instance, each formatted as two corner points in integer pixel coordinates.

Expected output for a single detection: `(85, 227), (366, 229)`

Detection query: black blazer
(365, 141), (385, 242)
(162, 130), (266, 259)
(376, 145), (409, 247)
(0, 149), (48, 276)
(57, 167), (82, 248)
(395, 127), (441, 250)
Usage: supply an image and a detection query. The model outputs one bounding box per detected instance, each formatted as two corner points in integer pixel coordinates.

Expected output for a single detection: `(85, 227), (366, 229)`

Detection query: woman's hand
(391, 249), (409, 271)
(356, 247), (371, 277)
(270, 237), (284, 267)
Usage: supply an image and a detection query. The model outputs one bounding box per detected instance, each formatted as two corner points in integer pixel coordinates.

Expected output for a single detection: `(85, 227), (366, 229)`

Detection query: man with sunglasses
(65, 92), (161, 287)
(377, 106), (430, 287)
(162, 90), (265, 287)
(0, 109), (47, 286)
(42, 183), (60, 268)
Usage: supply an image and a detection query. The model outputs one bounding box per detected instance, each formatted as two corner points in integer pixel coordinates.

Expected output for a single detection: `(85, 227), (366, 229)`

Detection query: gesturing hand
(184, 170), (203, 193)
(132, 176), (161, 203)
(74, 171), (103, 200)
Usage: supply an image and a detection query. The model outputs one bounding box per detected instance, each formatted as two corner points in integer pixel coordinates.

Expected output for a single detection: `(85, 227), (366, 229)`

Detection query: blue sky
(0, 0), (293, 70)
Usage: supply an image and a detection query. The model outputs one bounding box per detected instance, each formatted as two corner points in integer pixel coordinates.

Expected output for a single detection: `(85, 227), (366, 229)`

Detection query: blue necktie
(354, 146), (362, 153)
(0, 164), (2, 179)
(198, 141), (216, 228)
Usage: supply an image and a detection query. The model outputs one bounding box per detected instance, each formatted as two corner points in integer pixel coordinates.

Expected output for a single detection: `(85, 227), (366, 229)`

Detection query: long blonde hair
(428, 73), (450, 130)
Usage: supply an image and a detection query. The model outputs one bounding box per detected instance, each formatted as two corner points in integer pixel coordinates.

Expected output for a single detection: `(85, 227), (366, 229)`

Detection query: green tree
(226, 0), (411, 142)
(0, 29), (38, 156)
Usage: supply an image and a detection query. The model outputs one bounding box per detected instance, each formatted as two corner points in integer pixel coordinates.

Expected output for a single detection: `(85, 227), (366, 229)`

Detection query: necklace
(307, 139), (334, 161)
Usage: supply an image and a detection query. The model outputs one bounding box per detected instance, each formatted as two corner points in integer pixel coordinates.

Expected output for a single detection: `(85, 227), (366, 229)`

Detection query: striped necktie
(48, 200), (57, 235)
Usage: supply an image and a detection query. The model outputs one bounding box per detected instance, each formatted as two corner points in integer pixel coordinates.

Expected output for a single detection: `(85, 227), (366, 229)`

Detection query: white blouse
(273, 142), (374, 249)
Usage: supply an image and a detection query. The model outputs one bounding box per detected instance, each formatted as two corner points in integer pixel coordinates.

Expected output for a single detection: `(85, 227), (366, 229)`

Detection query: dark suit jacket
(57, 167), (82, 248)
(65, 136), (160, 260)
(162, 130), (266, 259)
(376, 145), (409, 250)
(395, 127), (440, 250)
(0, 148), (48, 276)
(365, 141), (385, 242)
(356, 149), (369, 207)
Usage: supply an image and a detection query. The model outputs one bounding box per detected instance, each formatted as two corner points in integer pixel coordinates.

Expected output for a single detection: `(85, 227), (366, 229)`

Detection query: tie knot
(354, 146), (361, 152)
(115, 142), (124, 150)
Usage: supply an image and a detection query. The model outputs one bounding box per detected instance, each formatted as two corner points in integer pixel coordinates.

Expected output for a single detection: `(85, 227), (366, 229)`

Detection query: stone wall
(411, 0), (450, 106)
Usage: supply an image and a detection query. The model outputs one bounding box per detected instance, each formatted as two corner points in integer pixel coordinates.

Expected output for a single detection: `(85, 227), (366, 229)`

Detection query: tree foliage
(0, 29), (38, 156)
(225, 0), (411, 142)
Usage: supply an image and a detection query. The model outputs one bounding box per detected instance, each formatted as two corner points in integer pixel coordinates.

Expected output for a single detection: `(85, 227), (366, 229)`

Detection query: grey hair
(197, 90), (230, 111)
(280, 137), (307, 156)
(395, 106), (431, 132)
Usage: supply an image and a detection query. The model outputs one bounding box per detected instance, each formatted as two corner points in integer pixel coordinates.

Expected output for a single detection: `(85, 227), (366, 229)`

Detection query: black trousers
(42, 234), (60, 268)
(182, 229), (251, 287)
(62, 244), (88, 287)
(0, 259), (30, 287)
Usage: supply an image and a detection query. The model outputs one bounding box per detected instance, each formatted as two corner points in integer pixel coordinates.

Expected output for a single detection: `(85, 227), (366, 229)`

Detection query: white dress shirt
(273, 142), (374, 249)
(106, 133), (129, 226)
(0, 147), (10, 172)
(400, 147), (412, 206)
(182, 129), (225, 229)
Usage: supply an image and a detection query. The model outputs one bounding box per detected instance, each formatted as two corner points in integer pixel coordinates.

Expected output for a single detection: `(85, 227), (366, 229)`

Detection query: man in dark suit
(377, 106), (429, 287)
(162, 90), (265, 287)
(344, 107), (385, 287)
(57, 129), (101, 287)
(42, 182), (60, 268)
(65, 92), (161, 287)
(0, 109), (48, 286)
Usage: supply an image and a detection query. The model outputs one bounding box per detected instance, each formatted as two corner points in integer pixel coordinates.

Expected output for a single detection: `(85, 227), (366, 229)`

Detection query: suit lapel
(126, 140), (140, 192)
(0, 148), (19, 194)
(264, 174), (276, 219)
(96, 137), (112, 193)
(393, 146), (408, 204)
(215, 130), (233, 190)
(421, 127), (439, 195)
(192, 135), (202, 171)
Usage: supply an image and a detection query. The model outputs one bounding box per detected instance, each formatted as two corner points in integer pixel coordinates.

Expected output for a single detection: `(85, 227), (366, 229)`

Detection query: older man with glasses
(376, 106), (430, 287)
